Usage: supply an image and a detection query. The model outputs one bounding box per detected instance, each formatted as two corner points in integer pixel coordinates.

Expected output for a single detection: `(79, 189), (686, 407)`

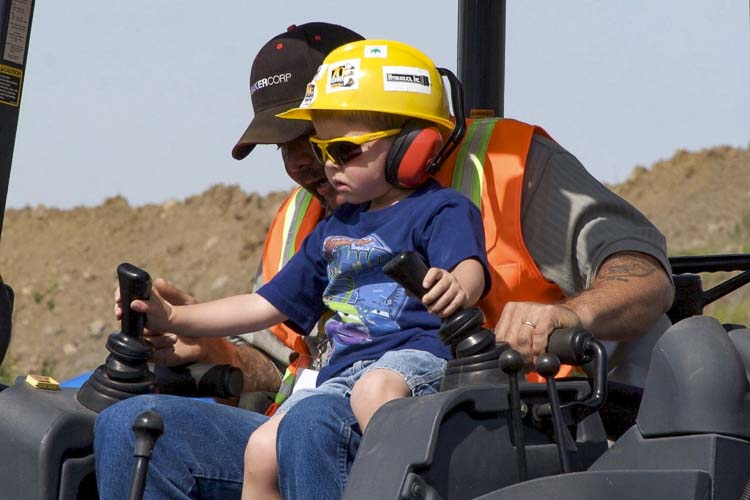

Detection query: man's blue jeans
(95, 393), (362, 499)
(277, 393), (362, 499)
(94, 394), (268, 499)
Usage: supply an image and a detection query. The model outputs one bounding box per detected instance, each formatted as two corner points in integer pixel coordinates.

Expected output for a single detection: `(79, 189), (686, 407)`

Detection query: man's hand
(494, 302), (582, 366)
(494, 251), (673, 367)
(422, 268), (469, 317)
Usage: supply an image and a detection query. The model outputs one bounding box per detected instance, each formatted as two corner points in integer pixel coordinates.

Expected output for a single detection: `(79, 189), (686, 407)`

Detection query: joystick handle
(127, 410), (164, 500)
(118, 263), (151, 339)
(383, 252), (430, 299)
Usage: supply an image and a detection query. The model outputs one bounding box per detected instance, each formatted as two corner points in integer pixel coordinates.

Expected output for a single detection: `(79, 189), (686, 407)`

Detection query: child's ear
(385, 123), (443, 189)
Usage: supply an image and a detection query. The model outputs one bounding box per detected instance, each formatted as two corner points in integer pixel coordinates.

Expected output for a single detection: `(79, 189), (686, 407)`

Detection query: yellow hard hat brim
(278, 106), (454, 132)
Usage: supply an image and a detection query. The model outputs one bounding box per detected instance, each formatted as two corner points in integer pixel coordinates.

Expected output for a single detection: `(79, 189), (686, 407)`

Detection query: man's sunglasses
(309, 128), (402, 166)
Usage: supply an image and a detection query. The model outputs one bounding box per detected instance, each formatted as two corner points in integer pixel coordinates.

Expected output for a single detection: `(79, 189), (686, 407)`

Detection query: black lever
(104, 264), (155, 381)
(77, 263), (157, 412)
(534, 354), (574, 474)
(543, 328), (608, 420)
(118, 263), (151, 341)
(155, 363), (245, 399)
(499, 348), (527, 482)
(383, 252), (496, 358)
(127, 410), (165, 500)
(382, 251), (430, 299)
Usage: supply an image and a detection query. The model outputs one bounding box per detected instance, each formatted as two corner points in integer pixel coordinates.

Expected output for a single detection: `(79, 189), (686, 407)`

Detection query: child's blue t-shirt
(257, 179), (489, 385)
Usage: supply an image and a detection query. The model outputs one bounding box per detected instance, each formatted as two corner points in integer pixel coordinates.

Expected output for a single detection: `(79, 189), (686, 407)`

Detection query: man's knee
(95, 395), (161, 443)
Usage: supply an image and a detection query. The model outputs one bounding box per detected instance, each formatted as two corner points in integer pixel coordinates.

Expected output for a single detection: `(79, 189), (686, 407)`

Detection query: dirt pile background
(1, 145), (749, 382)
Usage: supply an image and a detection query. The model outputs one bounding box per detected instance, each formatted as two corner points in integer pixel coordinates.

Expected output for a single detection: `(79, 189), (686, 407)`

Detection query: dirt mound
(1, 144), (748, 382)
(0, 185), (289, 381)
(613, 145), (750, 253)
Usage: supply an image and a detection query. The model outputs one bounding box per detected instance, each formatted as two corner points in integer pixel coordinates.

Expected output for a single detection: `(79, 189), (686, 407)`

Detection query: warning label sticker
(3, 0), (33, 65)
(0, 64), (23, 107)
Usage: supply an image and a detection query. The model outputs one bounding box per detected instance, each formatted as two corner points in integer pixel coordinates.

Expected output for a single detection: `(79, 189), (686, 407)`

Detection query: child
(126, 40), (489, 499)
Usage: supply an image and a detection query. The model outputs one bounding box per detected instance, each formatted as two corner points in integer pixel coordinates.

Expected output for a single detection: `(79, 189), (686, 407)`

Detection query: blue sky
(7, 0), (750, 209)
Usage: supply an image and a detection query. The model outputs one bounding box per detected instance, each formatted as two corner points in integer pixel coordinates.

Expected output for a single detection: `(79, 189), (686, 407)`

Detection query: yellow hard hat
(277, 39), (453, 132)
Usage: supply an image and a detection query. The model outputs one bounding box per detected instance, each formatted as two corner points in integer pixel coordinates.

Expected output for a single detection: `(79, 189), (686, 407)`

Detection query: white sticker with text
(382, 65), (431, 94)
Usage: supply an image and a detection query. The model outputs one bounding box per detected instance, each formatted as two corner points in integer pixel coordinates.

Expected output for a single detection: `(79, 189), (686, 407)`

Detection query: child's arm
(130, 288), (287, 338)
(421, 258), (485, 318)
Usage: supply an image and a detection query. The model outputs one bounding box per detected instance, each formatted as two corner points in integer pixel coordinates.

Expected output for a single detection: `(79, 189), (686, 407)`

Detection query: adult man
(94, 22), (364, 499)
(272, 44), (674, 497)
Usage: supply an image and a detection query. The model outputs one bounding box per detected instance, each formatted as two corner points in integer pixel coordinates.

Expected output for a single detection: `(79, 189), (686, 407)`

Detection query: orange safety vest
(260, 118), (574, 412)
(258, 187), (325, 414)
(433, 118), (573, 381)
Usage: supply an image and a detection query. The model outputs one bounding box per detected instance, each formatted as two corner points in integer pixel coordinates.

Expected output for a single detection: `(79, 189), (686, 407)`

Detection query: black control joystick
(77, 263), (157, 413)
(383, 252), (510, 391)
(499, 349), (527, 481)
(127, 410), (165, 500)
(383, 252), (498, 357)
(534, 353), (574, 473)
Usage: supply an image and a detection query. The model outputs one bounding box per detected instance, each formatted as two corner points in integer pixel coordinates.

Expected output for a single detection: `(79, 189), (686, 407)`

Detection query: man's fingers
(153, 278), (196, 306)
(151, 345), (177, 366)
(144, 333), (178, 349)
(496, 302), (537, 364)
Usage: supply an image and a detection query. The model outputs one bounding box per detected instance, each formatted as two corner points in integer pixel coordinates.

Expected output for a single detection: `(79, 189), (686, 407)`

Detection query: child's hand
(421, 267), (468, 318)
(114, 284), (174, 333)
(115, 279), (213, 365)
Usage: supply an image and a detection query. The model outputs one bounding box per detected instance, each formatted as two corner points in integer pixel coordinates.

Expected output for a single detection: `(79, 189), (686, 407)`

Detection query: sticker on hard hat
(382, 66), (431, 94)
(300, 82), (317, 108)
(364, 45), (388, 58)
(327, 59), (360, 93)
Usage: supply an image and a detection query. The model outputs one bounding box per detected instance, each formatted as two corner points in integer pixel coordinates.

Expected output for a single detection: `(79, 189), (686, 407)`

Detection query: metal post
(457, 0), (506, 118)
(0, 0), (35, 241)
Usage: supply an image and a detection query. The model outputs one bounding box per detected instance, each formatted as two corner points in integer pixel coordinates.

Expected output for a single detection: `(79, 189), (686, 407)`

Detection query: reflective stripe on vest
(260, 188), (325, 414)
(261, 187), (325, 356)
(278, 188), (314, 269)
(452, 118), (500, 208)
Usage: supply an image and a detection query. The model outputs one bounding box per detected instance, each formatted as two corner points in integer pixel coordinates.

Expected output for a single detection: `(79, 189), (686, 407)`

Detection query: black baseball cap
(232, 22), (364, 160)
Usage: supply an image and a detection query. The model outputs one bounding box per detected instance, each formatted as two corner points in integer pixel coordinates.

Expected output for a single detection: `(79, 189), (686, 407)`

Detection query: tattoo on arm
(234, 343), (282, 393)
(596, 254), (658, 283)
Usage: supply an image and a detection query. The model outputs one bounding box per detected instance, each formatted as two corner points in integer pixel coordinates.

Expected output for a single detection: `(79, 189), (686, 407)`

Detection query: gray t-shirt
(522, 134), (670, 294)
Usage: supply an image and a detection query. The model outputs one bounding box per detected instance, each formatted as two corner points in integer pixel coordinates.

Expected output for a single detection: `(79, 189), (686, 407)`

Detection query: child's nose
(326, 159), (342, 170)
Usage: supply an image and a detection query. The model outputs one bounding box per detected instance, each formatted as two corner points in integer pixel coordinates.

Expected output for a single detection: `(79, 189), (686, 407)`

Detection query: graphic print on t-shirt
(322, 234), (407, 349)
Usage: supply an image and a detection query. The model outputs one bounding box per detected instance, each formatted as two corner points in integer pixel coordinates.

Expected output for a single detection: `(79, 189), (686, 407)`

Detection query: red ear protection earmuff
(384, 68), (466, 189)
(385, 122), (444, 188)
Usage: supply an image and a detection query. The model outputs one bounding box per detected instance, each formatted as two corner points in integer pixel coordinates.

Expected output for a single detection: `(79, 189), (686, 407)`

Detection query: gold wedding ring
(521, 320), (536, 328)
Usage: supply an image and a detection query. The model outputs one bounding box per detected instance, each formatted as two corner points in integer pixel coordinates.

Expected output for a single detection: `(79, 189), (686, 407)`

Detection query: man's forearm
(562, 252), (674, 342)
(200, 336), (282, 393)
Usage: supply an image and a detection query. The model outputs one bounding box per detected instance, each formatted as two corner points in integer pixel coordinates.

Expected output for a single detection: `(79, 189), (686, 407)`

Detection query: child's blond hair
(312, 110), (433, 132)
